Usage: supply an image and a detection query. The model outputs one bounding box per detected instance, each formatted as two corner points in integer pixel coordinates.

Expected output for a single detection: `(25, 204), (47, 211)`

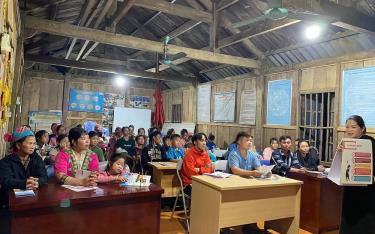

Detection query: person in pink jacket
(54, 127), (99, 186)
(98, 153), (130, 183)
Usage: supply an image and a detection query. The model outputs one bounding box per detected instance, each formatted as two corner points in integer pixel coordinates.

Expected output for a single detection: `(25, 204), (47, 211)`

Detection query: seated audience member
(163, 135), (171, 152)
(181, 133), (214, 196)
(47, 134), (70, 177)
(180, 129), (189, 148)
(133, 135), (145, 172)
(137, 128), (147, 144)
(226, 132), (265, 177)
(89, 131), (106, 162)
(295, 140), (325, 172)
(94, 124), (103, 138)
(206, 133), (216, 151)
(98, 153), (130, 183)
(294, 138), (300, 151)
(107, 127), (122, 159)
(54, 127), (99, 186)
(115, 127), (135, 156)
(48, 123), (58, 147)
(207, 147), (217, 162)
(56, 124), (66, 136)
(248, 135), (262, 159)
(35, 130), (50, 159)
(271, 136), (304, 176)
(223, 140), (238, 160)
(166, 134), (185, 160)
(128, 125), (135, 139)
(262, 137), (279, 161)
(167, 128), (175, 137)
(141, 131), (169, 173)
(0, 127), (48, 207)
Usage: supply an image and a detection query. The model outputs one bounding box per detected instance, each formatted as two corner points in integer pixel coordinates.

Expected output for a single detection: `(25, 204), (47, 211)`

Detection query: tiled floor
(161, 211), (339, 234)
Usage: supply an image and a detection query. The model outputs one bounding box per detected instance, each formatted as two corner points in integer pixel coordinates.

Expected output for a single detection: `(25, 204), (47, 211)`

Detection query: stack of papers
(61, 185), (98, 192)
(204, 171), (232, 178)
(14, 189), (35, 197)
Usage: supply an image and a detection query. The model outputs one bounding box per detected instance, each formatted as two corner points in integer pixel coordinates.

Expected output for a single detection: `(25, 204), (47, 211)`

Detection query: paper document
(328, 138), (373, 186)
(120, 173), (151, 187)
(14, 189), (35, 197)
(204, 171), (232, 178)
(61, 185), (98, 192)
(258, 165), (274, 176)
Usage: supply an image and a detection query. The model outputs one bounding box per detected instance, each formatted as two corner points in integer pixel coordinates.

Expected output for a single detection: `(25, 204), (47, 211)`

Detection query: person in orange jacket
(181, 133), (214, 196)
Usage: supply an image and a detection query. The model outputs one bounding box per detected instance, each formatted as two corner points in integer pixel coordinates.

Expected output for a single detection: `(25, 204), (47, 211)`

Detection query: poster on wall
(69, 89), (104, 113)
(28, 111), (62, 132)
(130, 95), (151, 108)
(342, 67), (375, 127)
(266, 79), (292, 125)
(197, 84), (211, 122)
(239, 90), (256, 125)
(103, 93), (126, 132)
(214, 92), (236, 122)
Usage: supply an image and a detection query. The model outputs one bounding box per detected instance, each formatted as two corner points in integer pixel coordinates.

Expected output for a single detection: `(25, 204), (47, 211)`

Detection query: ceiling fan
(232, 0), (320, 28)
(126, 36), (193, 76)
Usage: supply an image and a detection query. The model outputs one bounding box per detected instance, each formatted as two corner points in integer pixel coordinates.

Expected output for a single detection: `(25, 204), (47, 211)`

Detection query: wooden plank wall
(20, 74), (155, 130)
(162, 86), (196, 123)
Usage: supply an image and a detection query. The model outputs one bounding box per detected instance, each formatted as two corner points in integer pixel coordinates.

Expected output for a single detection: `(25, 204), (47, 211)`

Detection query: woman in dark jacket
(337, 115), (375, 234)
(294, 140), (325, 171)
(0, 127), (48, 207)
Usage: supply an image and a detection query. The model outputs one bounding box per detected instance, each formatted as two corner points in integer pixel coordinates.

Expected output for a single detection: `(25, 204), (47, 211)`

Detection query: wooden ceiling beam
(133, 0), (212, 23)
(25, 55), (195, 83)
(25, 17), (260, 68)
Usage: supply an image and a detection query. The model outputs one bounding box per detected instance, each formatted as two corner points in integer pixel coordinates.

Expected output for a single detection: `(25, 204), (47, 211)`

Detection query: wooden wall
(162, 52), (375, 154)
(162, 86), (196, 123)
(20, 73), (155, 130)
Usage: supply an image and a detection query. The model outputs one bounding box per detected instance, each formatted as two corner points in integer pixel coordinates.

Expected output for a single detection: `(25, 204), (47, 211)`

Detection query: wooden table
(148, 162), (179, 197)
(289, 172), (343, 234)
(190, 175), (303, 234)
(9, 183), (164, 234)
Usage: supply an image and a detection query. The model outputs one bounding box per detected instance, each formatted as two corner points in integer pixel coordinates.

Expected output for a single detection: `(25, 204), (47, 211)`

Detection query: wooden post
(62, 73), (71, 125)
(209, 0), (218, 52)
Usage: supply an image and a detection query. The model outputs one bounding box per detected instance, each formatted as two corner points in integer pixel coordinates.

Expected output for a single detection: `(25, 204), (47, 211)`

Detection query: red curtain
(152, 81), (165, 129)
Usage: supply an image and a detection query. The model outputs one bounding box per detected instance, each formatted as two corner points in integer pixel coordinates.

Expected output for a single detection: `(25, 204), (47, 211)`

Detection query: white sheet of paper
(14, 189), (35, 197)
(328, 151), (342, 185)
(61, 185), (98, 192)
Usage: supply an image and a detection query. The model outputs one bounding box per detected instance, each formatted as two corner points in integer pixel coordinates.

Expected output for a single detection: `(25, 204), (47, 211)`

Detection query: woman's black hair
(56, 124), (64, 134)
(88, 131), (100, 138)
(269, 137), (278, 144)
(192, 133), (207, 146)
(180, 129), (188, 136)
(170, 134), (181, 141)
(346, 115), (367, 134)
(56, 134), (68, 144)
(106, 153), (127, 172)
(232, 132), (251, 144)
(167, 128), (175, 137)
(137, 128), (145, 134)
(35, 130), (48, 141)
(208, 133), (215, 141)
(68, 127), (87, 146)
(297, 139), (310, 149)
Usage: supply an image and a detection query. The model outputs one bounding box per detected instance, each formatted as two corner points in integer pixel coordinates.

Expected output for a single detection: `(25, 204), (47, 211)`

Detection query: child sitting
(98, 153), (130, 183)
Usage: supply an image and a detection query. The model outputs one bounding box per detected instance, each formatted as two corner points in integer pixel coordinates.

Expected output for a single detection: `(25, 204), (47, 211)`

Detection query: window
(299, 92), (335, 164)
(172, 104), (182, 123)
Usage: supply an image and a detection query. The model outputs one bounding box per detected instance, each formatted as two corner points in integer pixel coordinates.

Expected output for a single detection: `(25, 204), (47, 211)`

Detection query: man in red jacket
(181, 133), (213, 196)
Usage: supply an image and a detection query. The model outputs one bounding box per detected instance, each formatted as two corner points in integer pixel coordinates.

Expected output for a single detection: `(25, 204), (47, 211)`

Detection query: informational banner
(214, 92), (236, 122)
(28, 111), (62, 132)
(130, 95), (151, 108)
(239, 90), (256, 125)
(328, 138), (373, 186)
(266, 80), (292, 125)
(69, 89), (104, 113)
(103, 93), (126, 132)
(342, 67), (375, 127)
(197, 84), (211, 123)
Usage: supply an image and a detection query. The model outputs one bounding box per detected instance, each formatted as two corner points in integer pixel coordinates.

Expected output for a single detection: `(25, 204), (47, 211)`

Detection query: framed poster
(69, 89), (104, 113)
(239, 90), (256, 125)
(214, 92), (236, 122)
(197, 84), (211, 123)
(342, 67), (375, 127)
(266, 80), (292, 125)
(28, 111), (62, 132)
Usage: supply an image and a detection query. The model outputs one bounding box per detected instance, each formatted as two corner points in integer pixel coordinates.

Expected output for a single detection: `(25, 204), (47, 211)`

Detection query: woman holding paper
(0, 127), (48, 207)
(54, 127), (99, 186)
(338, 115), (375, 234)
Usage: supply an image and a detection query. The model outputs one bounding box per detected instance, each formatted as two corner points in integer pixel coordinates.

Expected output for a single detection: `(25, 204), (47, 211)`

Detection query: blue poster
(266, 80), (292, 125)
(69, 89), (104, 113)
(342, 67), (375, 127)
